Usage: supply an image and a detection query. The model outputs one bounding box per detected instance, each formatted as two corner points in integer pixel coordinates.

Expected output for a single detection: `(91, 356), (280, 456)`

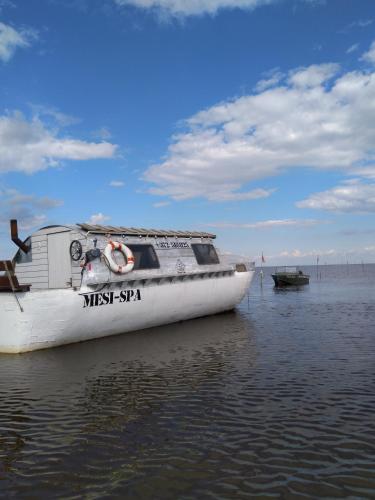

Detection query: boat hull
(0, 271), (254, 353)
(272, 274), (309, 287)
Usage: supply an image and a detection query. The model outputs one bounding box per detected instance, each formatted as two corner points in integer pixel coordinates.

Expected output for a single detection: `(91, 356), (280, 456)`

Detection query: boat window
(14, 238), (32, 264)
(276, 266), (298, 273)
(126, 244), (160, 270)
(192, 244), (220, 265)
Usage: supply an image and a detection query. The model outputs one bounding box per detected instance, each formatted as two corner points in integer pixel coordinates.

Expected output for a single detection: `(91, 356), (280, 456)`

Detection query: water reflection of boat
(0, 310), (257, 483)
(0, 220), (255, 353)
(272, 267), (309, 287)
(0, 310), (257, 399)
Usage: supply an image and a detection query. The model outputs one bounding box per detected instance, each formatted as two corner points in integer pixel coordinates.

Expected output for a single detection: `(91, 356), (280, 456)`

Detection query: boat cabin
(274, 266), (301, 274)
(1, 220), (247, 293)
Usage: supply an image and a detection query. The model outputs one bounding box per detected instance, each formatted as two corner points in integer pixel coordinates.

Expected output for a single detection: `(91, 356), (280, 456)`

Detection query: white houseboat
(0, 220), (255, 353)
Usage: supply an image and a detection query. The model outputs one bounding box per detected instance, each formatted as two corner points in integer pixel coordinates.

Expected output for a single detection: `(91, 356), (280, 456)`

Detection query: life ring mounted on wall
(104, 240), (135, 274)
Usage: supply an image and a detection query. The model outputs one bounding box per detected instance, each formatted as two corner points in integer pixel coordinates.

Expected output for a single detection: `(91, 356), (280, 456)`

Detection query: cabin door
(48, 232), (72, 288)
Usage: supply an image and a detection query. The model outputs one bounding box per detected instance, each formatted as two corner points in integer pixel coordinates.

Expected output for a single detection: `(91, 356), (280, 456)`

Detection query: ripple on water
(1, 265), (375, 498)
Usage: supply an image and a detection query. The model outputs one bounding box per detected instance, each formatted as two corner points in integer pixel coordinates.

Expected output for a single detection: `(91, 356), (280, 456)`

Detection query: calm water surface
(1, 264), (374, 499)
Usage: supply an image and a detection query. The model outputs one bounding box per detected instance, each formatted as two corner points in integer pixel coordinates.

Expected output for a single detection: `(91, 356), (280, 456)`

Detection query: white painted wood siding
(16, 234), (49, 289)
(48, 232), (72, 288)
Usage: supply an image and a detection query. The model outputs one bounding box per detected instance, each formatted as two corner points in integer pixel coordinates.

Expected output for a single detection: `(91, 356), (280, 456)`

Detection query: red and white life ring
(104, 241), (135, 274)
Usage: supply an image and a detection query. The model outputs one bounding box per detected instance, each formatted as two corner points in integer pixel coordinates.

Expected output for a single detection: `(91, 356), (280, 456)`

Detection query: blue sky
(1, 0), (375, 264)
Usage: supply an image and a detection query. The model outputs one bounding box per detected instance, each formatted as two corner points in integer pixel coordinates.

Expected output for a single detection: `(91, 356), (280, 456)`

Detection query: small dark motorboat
(271, 267), (309, 287)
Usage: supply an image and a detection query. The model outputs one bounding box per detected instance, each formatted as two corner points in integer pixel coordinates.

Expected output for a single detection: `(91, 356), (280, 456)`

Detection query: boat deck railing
(81, 262), (255, 292)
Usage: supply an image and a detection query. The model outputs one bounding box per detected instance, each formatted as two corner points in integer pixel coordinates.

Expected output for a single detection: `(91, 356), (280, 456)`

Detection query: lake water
(1, 264), (374, 498)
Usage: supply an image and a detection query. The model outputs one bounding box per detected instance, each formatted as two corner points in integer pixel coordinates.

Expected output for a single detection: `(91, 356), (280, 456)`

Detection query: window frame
(191, 243), (220, 265)
(126, 244), (160, 270)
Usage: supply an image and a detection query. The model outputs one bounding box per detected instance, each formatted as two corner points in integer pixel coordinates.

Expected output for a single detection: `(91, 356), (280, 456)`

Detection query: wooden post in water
(260, 252), (265, 287)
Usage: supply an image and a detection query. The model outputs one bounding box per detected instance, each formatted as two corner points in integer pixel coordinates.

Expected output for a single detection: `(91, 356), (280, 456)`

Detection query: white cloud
(87, 213), (111, 225)
(4, 189), (63, 209)
(347, 19), (373, 30)
(15, 214), (47, 231)
(208, 187), (274, 202)
(144, 45), (375, 202)
(114, 0), (276, 17)
(287, 63), (339, 88)
(297, 180), (375, 213)
(361, 40), (375, 65)
(353, 19), (373, 28)
(302, 0), (325, 5)
(30, 104), (80, 127)
(255, 70), (284, 92)
(112, 0), (332, 17)
(350, 165), (375, 179)
(0, 188), (62, 230)
(276, 245), (375, 262)
(346, 43), (359, 54)
(153, 201), (171, 207)
(0, 111), (117, 173)
(109, 180), (125, 187)
(339, 19), (373, 34)
(0, 21), (37, 62)
(279, 248), (337, 258)
(206, 218), (323, 229)
(0, 1), (16, 12)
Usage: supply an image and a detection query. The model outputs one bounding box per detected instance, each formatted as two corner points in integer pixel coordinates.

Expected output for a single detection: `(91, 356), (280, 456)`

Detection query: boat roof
(76, 223), (216, 239)
(275, 266), (306, 273)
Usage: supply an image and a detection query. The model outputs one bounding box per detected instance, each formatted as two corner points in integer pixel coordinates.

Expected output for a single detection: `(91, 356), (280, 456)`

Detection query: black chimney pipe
(10, 219), (30, 254)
